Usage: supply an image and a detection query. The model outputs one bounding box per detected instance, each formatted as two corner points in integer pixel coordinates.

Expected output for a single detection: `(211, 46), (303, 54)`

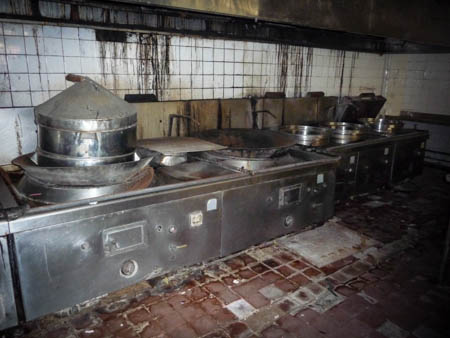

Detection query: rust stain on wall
(348, 52), (358, 95)
(14, 116), (23, 155)
(276, 44), (289, 93)
(98, 33), (170, 100)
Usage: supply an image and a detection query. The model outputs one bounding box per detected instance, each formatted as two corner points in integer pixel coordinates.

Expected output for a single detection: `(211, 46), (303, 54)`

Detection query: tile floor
(4, 167), (450, 338)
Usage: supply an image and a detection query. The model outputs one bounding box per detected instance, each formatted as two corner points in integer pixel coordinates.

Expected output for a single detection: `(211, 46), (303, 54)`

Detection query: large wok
(195, 129), (297, 158)
(13, 153), (152, 187)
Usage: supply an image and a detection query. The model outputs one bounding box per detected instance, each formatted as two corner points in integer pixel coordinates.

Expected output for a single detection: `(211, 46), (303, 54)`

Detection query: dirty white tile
(179, 61), (191, 75)
(79, 28), (96, 40)
(64, 56), (82, 74)
(61, 27), (79, 39)
(224, 49), (234, 62)
(234, 62), (243, 75)
(5, 36), (25, 55)
(203, 48), (213, 62)
(180, 89), (191, 100)
(226, 299), (256, 320)
(223, 88), (234, 98)
(48, 74), (67, 90)
(376, 320), (409, 338)
(213, 48), (224, 62)
(243, 50), (253, 63)
(224, 75), (233, 88)
(80, 40), (98, 57)
(0, 36), (5, 54)
(0, 55), (7, 73)
(174, 75), (187, 88)
(203, 75), (214, 88)
(45, 56), (64, 73)
(0, 73), (10, 91)
(62, 39), (80, 57)
(166, 88), (180, 100)
(7, 50), (28, 73)
(12, 92), (32, 107)
(43, 26), (61, 38)
(214, 76), (224, 88)
(3, 23), (23, 36)
(214, 88), (224, 99)
(202, 39), (214, 48)
(234, 75), (243, 87)
(81, 57), (101, 74)
(26, 55), (39, 72)
(23, 24), (43, 37)
(179, 46), (191, 60)
(243, 63), (253, 75)
(29, 74), (49, 91)
(233, 87), (243, 98)
(213, 39), (224, 49)
(27, 56), (47, 73)
(203, 61), (213, 74)
(192, 88), (202, 100)
(203, 88), (213, 99)
(191, 75), (202, 88)
(9, 74), (30, 91)
(31, 91), (49, 106)
(224, 63), (234, 75)
(44, 38), (63, 56)
(192, 61), (202, 75)
(0, 92), (12, 107)
(213, 62), (224, 74)
(179, 36), (192, 47)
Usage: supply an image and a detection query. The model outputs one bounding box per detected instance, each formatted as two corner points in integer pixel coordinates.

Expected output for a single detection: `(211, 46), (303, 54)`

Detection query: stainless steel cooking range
(277, 120), (429, 200)
(0, 79), (340, 329)
(0, 79), (429, 330)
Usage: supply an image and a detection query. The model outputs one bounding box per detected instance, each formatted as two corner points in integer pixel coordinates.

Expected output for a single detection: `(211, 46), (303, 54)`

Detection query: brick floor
(4, 168), (450, 338)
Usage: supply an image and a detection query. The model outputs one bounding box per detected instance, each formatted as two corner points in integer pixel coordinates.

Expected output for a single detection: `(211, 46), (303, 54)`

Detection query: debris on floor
(4, 167), (450, 338)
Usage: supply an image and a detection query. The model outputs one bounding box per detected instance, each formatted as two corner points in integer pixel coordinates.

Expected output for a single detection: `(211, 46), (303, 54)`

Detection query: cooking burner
(279, 125), (331, 147)
(195, 128), (297, 158)
(16, 167), (154, 204)
(325, 122), (367, 144)
(199, 151), (298, 171)
(358, 118), (403, 134)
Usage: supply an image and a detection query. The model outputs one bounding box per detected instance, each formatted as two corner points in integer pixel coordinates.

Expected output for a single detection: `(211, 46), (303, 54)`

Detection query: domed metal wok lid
(35, 75), (137, 131)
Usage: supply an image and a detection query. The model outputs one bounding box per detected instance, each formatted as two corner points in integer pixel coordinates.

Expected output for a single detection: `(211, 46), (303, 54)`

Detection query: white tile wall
(382, 53), (450, 116)
(1, 21), (390, 108)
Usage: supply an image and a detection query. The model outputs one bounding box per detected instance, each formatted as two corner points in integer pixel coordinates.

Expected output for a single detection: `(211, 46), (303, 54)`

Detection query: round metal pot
(37, 124), (136, 159)
(325, 122), (367, 144)
(279, 125), (332, 147)
(35, 77), (137, 167)
(358, 118), (404, 134)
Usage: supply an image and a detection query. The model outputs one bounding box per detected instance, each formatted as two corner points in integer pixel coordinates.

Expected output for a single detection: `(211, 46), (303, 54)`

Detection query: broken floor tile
(280, 223), (379, 268)
(245, 305), (285, 333)
(226, 299), (256, 320)
(308, 290), (346, 313)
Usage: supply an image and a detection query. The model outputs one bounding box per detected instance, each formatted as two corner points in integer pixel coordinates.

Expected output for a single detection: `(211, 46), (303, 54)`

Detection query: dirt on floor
(3, 167), (450, 338)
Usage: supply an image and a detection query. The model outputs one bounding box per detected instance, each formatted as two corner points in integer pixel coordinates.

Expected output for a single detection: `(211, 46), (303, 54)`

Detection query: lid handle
(65, 74), (86, 83)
